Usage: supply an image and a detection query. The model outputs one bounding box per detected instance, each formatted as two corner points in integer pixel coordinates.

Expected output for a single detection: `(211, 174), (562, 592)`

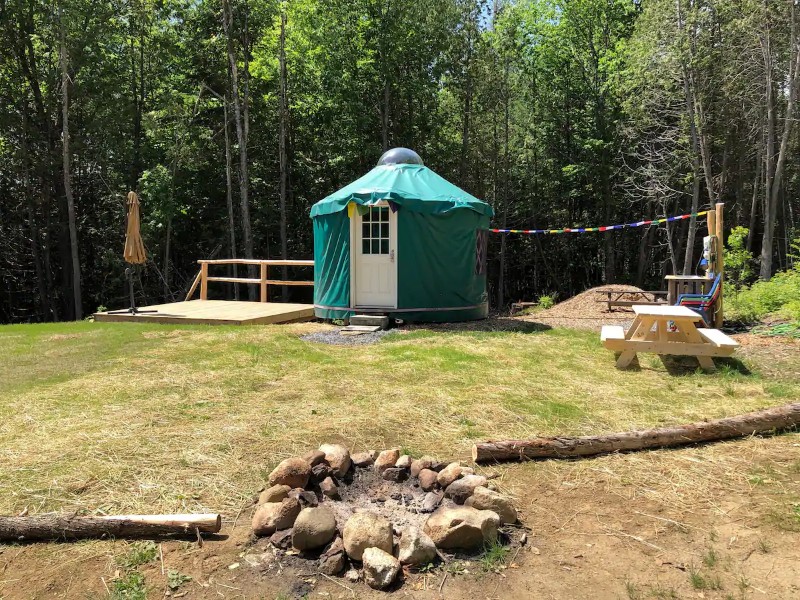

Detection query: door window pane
(380, 223), (389, 237)
(371, 239), (380, 254)
(362, 223), (370, 237)
(362, 240), (370, 254)
(371, 223), (380, 238)
(380, 239), (389, 254)
(380, 207), (389, 221)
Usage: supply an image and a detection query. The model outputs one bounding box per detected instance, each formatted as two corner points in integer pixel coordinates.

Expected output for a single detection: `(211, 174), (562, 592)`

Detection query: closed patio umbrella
(108, 192), (156, 315)
(123, 191), (147, 265)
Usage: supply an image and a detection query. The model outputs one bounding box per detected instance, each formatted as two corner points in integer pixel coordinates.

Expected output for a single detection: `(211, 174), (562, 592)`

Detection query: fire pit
(247, 445), (522, 591)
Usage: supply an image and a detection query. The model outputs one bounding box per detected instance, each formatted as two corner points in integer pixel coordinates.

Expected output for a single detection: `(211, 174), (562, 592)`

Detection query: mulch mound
(515, 285), (648, 331)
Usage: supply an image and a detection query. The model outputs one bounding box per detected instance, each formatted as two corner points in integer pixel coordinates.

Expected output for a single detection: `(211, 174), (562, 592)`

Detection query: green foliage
(724, 226), (754, 292)
(166, 570), (192, 590)
(479, 539), (510, 572)
(110, 572), (147, 600)
(537, 294), (556, 310)
(117, 542), (158, 569)
(728, 267), (800, 322)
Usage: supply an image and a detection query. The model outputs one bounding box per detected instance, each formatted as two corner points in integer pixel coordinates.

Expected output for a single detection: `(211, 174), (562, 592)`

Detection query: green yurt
(310, 148), (494, 322)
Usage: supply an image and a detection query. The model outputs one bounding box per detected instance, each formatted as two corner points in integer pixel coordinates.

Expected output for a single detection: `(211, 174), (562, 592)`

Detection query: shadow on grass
(401, 317), (552, 335)
(660, 355), (753, 377)
(611, 354), (754, 377)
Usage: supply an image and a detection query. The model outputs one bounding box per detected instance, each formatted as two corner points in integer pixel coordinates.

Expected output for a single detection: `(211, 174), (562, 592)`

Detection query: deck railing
(186, 259), (314, 302)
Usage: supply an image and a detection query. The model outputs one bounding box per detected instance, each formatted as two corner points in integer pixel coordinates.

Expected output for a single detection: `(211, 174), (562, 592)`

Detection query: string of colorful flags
(490, 210), (708, 235)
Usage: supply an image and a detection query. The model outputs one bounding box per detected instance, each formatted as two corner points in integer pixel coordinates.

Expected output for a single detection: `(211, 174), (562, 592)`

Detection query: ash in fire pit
(248, 444), (521, 591)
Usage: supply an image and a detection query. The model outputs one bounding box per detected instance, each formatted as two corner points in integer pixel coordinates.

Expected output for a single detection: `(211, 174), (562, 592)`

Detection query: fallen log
(473, 402), (800, 463)
(0, 513), (222, 542)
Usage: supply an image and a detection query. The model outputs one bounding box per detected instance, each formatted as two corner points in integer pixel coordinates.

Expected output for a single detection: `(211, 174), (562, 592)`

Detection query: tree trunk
(459, 26), (474, 186)
(163, 217), (172, 299)
(223, 98), (239, 300)
(60, 2), (81, 320)
(635, 222), (655, 287)
(676, 0), (701, 276)
(223, 0), (255, 299)
(473, 402), (800, 463)
(761, 1), (799, 280)
(129, 4), (145, 190)
(747, 143), (763, 252)
(278, 8), (289, 301)
(0, 513), (221, 542)
(22, 113), (51, 319)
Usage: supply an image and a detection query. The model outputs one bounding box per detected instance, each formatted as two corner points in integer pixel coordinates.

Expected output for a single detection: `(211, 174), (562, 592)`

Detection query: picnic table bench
(601, 305), (738, 371)
(595, 289), (668, 311)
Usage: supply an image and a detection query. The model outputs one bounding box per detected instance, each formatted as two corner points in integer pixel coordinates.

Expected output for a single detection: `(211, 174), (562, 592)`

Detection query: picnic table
(600, 305), (738, 371)
(595, 289), (668, 311)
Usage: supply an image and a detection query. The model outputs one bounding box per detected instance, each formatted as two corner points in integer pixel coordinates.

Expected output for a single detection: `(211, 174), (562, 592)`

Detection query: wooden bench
(698, 328), (739, 352)
(601, 325), (625, 343)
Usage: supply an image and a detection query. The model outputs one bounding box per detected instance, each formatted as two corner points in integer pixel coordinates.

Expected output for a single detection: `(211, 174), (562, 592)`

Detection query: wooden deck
(94, 300), (315, 326)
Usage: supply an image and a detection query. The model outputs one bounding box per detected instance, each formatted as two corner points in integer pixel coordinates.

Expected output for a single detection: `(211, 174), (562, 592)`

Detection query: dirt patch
(2, 436), (799, 599)
(515, 285), (649, 331)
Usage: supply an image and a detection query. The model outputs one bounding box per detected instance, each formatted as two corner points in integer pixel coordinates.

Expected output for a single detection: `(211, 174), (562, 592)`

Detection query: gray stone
(420, 491), (443, 513)
(382, 467), (409, 482)
(465, 486), (518, 524)
(259, 484), (292, 504)
(362, 547), (401, 590)
(268, 457), (311, 489)
(292, 506), (337, 550)
(289, 488), (319, 507)
(395, 454), (412, 469)
(344, 569), (360, 583)
(311, 462), (333, 482)
(418, 469), (438, 492)
(342, 512), (393, 560)
(397, 526), (437, 566)
(410, 456), (436, 478)
(319, 551), (345, 576)
(269, 528), (293, 549)
(374, 448), (400, 472)
(352, 451), (377, 467)
(320, 477), (340, 499)
(251, 497), (301, 536)
(436, 463), (462, 488)
(319, 443), (352, 478)
(423, 506), (500, 550)
(319, 538), (346, 576)
(444, 474), (488, 504)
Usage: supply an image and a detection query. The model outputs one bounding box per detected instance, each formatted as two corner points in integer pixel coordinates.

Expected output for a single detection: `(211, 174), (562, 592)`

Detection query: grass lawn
(0, 319), (798, 599)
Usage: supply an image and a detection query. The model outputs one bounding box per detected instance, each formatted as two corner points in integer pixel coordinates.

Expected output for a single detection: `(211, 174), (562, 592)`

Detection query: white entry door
(354, 204), (397, 308)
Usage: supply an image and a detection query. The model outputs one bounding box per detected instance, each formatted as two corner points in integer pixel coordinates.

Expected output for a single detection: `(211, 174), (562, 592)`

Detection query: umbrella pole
(108, 265), (157, 315)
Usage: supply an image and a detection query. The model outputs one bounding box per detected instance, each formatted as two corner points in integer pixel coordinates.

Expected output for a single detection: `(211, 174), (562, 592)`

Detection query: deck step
(340, 325), (381, 336)
(349, 314), (390, 329)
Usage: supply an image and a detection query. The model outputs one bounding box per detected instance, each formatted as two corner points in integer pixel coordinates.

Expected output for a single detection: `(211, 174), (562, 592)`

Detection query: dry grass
(0, 319), (796, 519)
(0, 318), (799, 598)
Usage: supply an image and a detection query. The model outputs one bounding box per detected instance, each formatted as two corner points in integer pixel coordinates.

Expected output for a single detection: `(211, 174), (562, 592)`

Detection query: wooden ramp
(94, 300), (315, 326)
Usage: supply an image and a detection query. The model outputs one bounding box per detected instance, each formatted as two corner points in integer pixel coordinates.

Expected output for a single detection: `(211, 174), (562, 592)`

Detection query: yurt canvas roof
(310, 163), (494, 218)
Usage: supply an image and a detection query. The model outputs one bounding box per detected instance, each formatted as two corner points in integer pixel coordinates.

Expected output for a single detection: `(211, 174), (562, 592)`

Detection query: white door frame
(349, 201), (398, 309)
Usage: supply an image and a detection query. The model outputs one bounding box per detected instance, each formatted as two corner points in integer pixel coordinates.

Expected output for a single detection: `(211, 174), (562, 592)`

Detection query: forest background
(1, 0), (798, 322)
